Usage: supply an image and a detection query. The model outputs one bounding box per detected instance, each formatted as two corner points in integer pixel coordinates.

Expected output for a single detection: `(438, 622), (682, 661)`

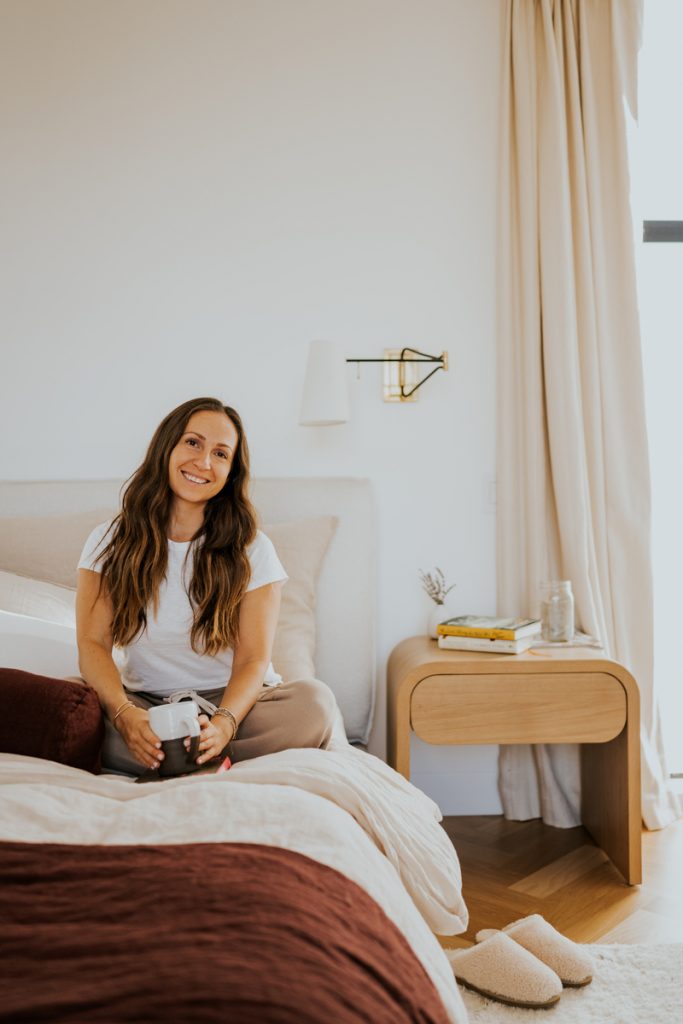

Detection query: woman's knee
(285, 678), (337, 748)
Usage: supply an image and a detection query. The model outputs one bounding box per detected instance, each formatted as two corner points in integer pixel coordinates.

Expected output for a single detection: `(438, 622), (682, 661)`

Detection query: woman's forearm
(219, 659), (270, 725)
(78, 639), (129, 718)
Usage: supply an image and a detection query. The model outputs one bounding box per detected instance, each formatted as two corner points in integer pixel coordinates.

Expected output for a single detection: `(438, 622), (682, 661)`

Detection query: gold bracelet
(112, 699), (136, 724)
(212, 707), (238, 741)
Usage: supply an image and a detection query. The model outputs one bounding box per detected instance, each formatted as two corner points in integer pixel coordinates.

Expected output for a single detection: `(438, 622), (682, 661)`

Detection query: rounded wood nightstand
(387, 636), (642, 885)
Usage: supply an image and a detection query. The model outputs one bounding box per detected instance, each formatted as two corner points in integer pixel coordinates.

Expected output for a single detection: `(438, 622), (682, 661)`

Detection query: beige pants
(102, 678), (338, 776)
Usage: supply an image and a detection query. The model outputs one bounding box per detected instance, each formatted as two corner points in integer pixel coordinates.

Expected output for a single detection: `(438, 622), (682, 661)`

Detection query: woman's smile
(180, 470), (211, 485)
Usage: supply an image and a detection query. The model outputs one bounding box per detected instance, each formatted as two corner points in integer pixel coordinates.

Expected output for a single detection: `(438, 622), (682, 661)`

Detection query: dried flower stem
(419, 567), (456, 605)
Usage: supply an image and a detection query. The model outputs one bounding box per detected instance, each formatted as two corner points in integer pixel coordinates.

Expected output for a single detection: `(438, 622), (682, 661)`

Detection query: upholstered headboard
(0, 478), (376, 744)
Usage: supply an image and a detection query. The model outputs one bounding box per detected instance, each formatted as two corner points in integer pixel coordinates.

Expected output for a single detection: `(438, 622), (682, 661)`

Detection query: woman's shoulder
(245, 529), (288, 588)
(246, 529), (281, 565)
(78, 518), (117, 572)
(85, 518), (117, 548)
(89, 517), (116, 538)
(248, 528), (275, 554)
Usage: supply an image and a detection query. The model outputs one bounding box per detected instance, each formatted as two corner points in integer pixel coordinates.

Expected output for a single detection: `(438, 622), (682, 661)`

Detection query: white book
(437, 634), (534, 655)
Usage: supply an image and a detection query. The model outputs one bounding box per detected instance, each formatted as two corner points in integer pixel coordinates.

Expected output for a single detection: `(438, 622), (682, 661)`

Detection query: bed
(0, 478), (469, 1024)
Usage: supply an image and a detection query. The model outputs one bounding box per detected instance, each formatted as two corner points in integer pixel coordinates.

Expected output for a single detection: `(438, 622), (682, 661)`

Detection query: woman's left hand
(187, 713), (234, 765)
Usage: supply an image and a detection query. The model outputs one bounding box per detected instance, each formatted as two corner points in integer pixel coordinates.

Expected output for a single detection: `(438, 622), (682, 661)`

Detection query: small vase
(428, 603), (448, 639)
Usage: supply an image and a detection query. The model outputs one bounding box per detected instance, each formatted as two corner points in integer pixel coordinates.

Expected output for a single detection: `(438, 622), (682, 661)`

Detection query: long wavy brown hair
(95, 397), (257, 655)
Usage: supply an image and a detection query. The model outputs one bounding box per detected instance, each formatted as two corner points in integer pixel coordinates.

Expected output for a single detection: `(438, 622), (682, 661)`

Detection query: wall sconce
(299, 340), (448, 425)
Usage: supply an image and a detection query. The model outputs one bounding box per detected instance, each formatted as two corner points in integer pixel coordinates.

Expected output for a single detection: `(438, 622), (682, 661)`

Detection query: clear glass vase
(540, 581), (575, 642)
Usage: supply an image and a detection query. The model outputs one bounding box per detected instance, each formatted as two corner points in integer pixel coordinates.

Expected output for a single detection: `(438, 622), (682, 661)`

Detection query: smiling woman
(74, 397), (337, 776)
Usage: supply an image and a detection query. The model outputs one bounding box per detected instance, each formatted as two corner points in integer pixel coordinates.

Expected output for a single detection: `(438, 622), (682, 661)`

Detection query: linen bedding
(0, 746), (469, 1024)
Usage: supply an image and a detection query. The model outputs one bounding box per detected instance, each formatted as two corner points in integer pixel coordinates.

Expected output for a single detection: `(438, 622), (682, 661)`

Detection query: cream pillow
(263, 517), (337, 683)
(0, 571), (76, 627)
(0, 510), (115, 589)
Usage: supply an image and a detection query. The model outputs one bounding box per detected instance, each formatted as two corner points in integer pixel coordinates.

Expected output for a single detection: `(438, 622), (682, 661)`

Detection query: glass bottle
(540, 581), (575, 642)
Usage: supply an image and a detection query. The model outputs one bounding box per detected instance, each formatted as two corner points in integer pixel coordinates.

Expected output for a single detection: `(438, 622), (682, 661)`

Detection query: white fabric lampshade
(299, 340), (350, 425)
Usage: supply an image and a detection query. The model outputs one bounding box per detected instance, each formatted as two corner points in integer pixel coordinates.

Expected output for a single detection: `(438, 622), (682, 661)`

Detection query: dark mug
(158, 733), (201, 777)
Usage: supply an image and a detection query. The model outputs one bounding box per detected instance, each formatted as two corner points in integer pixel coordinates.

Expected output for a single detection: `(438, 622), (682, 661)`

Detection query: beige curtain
(497, 0), (681, 830)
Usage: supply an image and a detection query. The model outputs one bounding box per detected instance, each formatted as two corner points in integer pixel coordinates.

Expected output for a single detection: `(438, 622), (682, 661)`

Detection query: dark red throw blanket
(0, 841), (450, 1024)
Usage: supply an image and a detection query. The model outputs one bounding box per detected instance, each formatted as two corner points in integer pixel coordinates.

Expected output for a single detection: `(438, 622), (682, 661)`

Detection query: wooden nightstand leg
(581, 727), (642, 885)
(387, 687), (412, 779)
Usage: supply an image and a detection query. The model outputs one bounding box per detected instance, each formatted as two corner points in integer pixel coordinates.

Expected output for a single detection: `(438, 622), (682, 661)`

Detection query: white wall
(0, 0), (503, 813)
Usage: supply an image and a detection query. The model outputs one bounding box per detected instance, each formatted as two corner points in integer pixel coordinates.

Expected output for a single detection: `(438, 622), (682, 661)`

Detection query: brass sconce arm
(345, 347), (448, 400)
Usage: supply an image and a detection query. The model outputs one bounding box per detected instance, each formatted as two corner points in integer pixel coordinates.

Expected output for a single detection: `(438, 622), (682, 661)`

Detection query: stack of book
(436, 616), (541, 655)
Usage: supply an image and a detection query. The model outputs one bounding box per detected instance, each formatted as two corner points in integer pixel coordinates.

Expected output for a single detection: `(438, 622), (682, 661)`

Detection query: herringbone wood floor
(438, 814), (683, 949)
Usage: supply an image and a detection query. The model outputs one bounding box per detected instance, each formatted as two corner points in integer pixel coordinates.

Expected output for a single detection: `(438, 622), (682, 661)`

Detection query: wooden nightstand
(387, 636), (642, 885)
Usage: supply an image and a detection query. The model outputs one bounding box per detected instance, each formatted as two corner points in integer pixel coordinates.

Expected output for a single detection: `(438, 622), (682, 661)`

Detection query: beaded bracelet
(112, 699), (137, 724)
(212, 707), (239, 741)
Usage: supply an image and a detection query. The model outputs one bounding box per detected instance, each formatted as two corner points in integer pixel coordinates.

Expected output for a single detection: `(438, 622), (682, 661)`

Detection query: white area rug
(459, 944), (683, 1023)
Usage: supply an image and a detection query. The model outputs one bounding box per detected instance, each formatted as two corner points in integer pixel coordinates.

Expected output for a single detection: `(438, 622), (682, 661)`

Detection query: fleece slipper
(476, 914), (593, 987)
(447, 931), (562, 1009)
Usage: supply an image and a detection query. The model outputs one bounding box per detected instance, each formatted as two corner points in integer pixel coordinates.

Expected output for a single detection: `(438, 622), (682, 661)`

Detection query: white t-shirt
(78, 521), (287, 696)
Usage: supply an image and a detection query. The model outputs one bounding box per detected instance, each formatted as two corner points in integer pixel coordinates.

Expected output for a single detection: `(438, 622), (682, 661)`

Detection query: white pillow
(0, 577), (131, 674)
(0, 571), (76, 627)
(0, 609), (80, 678)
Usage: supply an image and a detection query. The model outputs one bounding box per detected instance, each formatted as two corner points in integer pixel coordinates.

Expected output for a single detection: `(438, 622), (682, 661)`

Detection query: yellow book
(436, 615), (541, 640)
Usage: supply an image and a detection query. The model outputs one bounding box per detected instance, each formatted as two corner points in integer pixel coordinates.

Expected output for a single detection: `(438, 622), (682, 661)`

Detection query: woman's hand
(189, 714), (233, 765)
(115, 707), (164, 770)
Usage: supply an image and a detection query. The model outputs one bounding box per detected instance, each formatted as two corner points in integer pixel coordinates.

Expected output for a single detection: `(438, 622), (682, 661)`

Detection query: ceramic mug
(148, 700), (201, 777)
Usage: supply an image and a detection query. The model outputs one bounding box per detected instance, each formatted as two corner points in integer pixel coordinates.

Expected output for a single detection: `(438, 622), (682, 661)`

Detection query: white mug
(148, 701), (201, 741)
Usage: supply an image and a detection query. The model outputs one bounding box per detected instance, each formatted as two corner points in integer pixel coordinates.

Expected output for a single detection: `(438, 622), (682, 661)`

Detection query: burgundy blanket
(0, 840), (450, 1024)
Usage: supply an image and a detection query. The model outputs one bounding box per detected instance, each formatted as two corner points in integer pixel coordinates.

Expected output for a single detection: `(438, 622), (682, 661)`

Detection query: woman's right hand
(114, 707), (164, 769)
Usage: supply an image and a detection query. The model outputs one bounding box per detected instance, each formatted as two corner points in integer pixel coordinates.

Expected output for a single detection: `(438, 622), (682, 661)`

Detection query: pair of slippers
(447, 914), (593, 1009)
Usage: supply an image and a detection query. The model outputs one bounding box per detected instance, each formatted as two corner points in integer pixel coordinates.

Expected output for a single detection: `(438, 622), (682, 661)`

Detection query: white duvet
(0, 744), (469, 1024)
